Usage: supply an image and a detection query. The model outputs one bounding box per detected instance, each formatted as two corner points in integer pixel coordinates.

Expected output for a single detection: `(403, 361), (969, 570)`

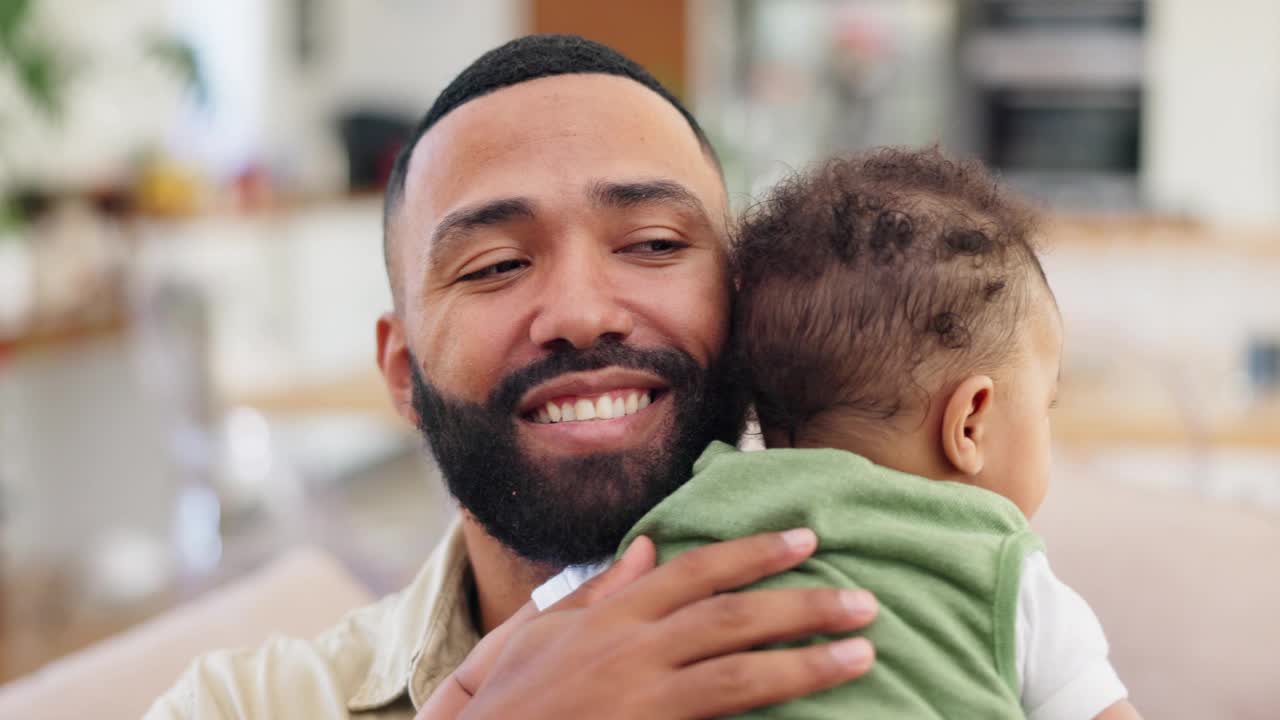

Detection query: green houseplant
(0, 0), (64, 235)
(0, 0), (203, 234)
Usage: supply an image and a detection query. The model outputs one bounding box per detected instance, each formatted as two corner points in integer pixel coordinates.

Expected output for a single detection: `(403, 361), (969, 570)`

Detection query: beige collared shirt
(146, 520), (479, 719)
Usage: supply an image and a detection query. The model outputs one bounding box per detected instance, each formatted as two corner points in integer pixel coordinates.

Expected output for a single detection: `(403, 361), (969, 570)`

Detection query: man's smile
(527, 387), (657, 423)
(516, 368), (672, 453)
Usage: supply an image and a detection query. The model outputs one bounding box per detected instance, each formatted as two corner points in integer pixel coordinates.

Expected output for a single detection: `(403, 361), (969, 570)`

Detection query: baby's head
(733, 147), (1061, 517)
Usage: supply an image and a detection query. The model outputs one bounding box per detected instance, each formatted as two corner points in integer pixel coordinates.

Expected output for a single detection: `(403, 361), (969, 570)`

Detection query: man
(149, 35), (878, 719)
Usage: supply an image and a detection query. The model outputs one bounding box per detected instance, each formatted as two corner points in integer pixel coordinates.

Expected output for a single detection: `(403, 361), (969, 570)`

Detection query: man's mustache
(487, 340), (703, 415)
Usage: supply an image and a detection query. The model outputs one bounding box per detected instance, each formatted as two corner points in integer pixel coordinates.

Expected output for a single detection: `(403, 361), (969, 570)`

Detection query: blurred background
(0, 0), (1276, 717)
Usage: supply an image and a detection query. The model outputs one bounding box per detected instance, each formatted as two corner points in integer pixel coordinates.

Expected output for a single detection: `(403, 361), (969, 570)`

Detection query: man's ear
(376, 312), (418, 426)
(941, 374), (995, 476)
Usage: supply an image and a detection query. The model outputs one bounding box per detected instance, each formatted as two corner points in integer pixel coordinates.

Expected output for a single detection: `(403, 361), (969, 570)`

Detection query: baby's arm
(1017, 552), (1137, 720)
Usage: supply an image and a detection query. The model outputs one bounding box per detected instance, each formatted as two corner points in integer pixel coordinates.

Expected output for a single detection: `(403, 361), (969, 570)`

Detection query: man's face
(378, 74), (735, 565)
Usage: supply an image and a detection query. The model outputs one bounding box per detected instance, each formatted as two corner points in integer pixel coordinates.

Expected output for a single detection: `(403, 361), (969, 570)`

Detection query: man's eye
(623, 239), (687, 255)
(459, 259), (528, 282)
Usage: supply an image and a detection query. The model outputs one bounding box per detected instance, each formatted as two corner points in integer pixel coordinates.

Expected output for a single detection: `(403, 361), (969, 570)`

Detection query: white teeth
(595, 395), (613, 420)
(533, 391), (656, 424)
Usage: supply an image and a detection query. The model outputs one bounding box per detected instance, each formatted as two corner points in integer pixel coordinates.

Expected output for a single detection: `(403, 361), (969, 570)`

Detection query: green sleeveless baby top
(620, 441), (1043, 719)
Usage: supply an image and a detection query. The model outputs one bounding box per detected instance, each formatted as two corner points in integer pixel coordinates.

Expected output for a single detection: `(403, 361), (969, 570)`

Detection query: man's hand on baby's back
(428, 529), (878, 720)
(413, 601), (541, 719)
(415, 539), (659, 719)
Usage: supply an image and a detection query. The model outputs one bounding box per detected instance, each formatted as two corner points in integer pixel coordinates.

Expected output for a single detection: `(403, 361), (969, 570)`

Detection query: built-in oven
(961, 0), (1146, 210)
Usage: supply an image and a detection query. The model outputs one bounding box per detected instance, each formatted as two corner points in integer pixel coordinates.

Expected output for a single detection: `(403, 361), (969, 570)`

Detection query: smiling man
(149, 35), (878, 720)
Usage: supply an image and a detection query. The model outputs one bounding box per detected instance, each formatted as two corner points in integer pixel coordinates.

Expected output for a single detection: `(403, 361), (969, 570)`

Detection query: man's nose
(528, 257), (635, 351)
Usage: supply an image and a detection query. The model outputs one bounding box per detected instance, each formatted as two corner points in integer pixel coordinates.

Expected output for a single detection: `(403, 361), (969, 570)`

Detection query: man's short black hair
(382, 33), (720, 275)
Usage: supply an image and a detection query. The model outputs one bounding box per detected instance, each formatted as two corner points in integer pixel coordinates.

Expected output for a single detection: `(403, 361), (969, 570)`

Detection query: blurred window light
(169, 0), (268, 179)
(225, 405), (274, 489)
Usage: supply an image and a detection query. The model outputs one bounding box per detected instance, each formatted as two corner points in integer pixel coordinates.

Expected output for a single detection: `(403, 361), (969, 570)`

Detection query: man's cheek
(649, 298), (728, 367)
(433, 344), (508, 406)
(687, 274), (733, 357)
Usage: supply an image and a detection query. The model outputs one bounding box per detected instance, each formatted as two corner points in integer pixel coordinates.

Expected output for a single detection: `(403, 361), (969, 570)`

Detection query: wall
(0, 1), (525, 194)
(531, 0), (688, 97)
(0, 0), (186, 191)
(258, 0), (524, 194)
(1144, 0), (1280, 226)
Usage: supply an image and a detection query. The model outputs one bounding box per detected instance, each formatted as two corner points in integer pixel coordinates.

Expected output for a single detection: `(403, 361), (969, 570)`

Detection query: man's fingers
(659, 587), (878, 665)
(664, 637), (876, 719)
(547, 535), (657, 611)
(451, 600), (540, 692)
(474, 600), (540, 655)
(413, 676), (474, 720)
(614, 529), (819, 619)
(454, 536), (657, 694)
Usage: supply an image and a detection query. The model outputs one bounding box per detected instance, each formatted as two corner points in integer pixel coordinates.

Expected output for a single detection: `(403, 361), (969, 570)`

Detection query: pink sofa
(1033, 468), (1280, 719)
(0, 547), (374, 720)
(2, 470), (1276, 719)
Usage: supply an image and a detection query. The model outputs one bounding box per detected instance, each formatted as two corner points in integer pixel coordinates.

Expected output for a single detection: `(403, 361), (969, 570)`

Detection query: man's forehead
(403, 74), (724, 221)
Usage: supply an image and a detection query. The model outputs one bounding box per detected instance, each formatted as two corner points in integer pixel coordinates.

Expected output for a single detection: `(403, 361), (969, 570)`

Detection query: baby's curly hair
(733, 146), (1047, 443)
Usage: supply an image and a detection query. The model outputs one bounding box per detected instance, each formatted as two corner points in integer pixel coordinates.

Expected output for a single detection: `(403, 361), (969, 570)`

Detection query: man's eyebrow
(429, 197), (536, 265)
(588, 179), (711, 223)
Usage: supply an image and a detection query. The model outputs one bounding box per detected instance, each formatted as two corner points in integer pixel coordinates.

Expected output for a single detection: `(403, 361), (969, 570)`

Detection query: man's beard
(410, 339), (743, 568)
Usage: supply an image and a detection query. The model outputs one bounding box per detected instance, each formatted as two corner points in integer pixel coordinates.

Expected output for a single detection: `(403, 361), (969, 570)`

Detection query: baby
(451, 148), (1138, 719)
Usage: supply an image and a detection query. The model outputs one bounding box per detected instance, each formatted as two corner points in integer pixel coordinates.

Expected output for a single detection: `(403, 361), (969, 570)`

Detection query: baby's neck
(763, 421), (955, 484)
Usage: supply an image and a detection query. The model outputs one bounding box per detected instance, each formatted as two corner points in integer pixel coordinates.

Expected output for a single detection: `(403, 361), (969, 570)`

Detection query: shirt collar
(346, 517), (481, 712)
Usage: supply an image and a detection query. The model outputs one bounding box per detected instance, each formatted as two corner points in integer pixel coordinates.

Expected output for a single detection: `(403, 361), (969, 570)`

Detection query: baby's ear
(941, 375), (995, 476)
